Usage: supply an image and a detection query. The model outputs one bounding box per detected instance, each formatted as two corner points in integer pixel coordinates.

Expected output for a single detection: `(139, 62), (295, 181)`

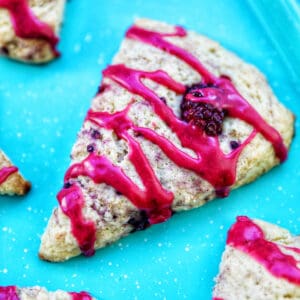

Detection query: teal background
(0, 0), (300, 299)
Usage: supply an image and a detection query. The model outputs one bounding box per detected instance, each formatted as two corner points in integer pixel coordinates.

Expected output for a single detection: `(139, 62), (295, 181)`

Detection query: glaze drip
(0, 286), (19, 300)
(0, 166), (18, 184)
(69, 291), (93, 300)
(0, 0), (59, 56)
(57, 24), (287, 256)
(227, 216), (300, 285)
(57, 185), (96, 256)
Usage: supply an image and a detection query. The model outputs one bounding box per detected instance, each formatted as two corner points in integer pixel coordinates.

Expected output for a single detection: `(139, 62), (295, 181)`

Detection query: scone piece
(40, 19), (294, 261)
(0, 285), (94, 300)
(0, 0), (65, 63)
(0, 150), (31, 195)
(213, 216), (300, 300)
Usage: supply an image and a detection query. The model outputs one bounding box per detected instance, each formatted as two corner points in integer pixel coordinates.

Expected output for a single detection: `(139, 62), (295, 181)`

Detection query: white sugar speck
(185, 244), (191, 252)
(158, 242), (163, 247)
(84, 34), (92, 43)
(3, 268), (8, 274)
(74, 44), (81, 53)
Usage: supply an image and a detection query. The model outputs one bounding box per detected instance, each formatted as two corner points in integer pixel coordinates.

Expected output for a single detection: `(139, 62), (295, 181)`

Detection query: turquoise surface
(1, 1), (300, 299)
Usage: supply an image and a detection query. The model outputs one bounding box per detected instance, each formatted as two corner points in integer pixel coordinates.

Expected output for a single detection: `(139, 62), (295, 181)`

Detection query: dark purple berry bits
(91, 129), (102, 139)
(230, 140), (240, 150)
(128, 210), (149, 232)
(63, 182), (72, 189)
(87, 144), (95, 153)
(181, 83), (226, 136)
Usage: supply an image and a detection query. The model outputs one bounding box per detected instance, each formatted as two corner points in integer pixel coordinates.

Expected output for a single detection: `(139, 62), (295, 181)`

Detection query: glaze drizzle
(227, 216), (300, 285)
(0, 166), (18, 185)
(69, 291), (93, 300)
(0, 0), (59, 56)
(58, 24), (287, 255)
(0, 286), (18, 300)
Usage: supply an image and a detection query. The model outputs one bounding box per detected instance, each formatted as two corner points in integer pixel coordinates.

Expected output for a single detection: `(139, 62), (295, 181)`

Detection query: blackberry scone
(0, 0), (65, 63)
(0, 150), (31, 195)
(0, 285), (94, 300)
(40, 19), (294, 261)
(213, 216), (300, 300)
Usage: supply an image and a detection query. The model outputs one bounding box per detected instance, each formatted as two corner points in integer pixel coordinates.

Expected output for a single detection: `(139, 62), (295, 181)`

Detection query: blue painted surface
(0, 1), (299, 299)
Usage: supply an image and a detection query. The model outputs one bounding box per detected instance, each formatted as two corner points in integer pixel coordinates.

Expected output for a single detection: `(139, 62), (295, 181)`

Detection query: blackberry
(181, 83), (226, 136)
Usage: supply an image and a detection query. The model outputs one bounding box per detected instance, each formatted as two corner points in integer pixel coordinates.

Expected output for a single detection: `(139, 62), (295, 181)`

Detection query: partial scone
(40, 19), (294, 261)
(0, 285), (94, 300)
(0, 0), (65, 63)
(213, 216), (300, 300)
(0, 150), (31, 195)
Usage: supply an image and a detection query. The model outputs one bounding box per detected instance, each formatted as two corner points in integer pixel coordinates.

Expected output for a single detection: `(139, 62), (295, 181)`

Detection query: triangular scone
(40, 19), (294, 261)
(0, 0), (65, 63)
(213, 216), (300, 300)
(0, 285), (94, 300)
(0, 150), (31, 195)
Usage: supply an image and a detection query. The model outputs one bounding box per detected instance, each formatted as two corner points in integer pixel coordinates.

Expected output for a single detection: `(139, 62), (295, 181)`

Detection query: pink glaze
(0, 0), (59, 56)
(0, 286), (19, 300)
(0, 166), (18, 184)
(126, 25), (217, 84)
(227, 216), (300, 285)
(69, 291), (93, 300)
(57, 185), (96, 256)
(58, 24), (287, 256)
(126, 25), (287, 162)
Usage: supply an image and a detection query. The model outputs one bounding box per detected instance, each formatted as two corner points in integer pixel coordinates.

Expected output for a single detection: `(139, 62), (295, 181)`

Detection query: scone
(0, 285), (94, 300)
(0, 0), (65, 63)
(39, 19), (294, 261)
(213, 216), (300, 300)
(0, 150), (31, 195)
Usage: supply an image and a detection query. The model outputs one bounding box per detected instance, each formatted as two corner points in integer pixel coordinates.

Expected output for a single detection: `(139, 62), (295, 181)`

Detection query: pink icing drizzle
(57, 184), (96, 256)
(227, 216), (300, 285)
(57, 24), (287, 255)
(0, 166), (18, 184)
(0, 0), (59, 56)
(69, 291), (93, 300)
(0, 286), (19, 300)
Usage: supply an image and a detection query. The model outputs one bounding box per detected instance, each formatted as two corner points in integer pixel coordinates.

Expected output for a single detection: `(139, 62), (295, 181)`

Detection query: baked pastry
(39, 19), (294, 261)
(0, 285), (94, 299)
(213, 216), (300, 300)
(0, 0), (65, 63)
(0, 150), (31, 195)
